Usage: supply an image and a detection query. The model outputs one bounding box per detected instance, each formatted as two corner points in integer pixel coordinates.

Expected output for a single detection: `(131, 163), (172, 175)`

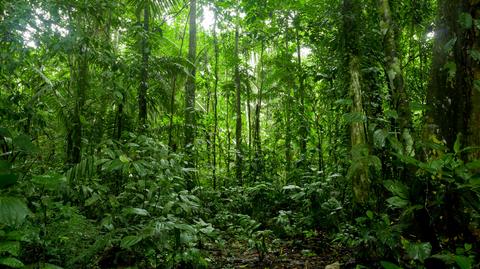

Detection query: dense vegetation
(1, 0), (479, 268)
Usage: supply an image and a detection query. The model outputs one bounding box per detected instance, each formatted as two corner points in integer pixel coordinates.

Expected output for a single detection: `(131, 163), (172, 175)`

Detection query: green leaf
(13, 134), (36, 153)
(366, 210), (374, 219)
(459, 12), (473, 29)
(455, 255), (472, 269)
(380, 261), (402, 269)
(373, 129), (389, 148)
(119, 155), (129, 163)
(0, 257), (24, 268)
(123, 207), (149, 216)
(443, 37), (457, 53)
(464, 243), (472, 252)
(469, 49), (480, 62)
(383, 180), (408, 199)
(454, 134), (461, 154)
(42, 263), (64, 269)
(474, 80), (480, 93)
(405, 242), (432, 262)
(32, 173), (67, 191)
(0, 196), (31, 226)
(386, 196), (409, 208)
(385, 110), (398, 119)
(0, 173), (18, 189)
(343, 112), (366, 123)
(120, 235), (143, 249)
(0, 241), (20, 256)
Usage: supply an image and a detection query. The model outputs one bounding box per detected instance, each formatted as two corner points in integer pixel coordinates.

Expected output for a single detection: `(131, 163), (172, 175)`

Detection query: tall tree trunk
(343, 0), (369, 204)
(235, 19), (243, 186)
(284, 23), (293, 181)
(212, 10), (219, 189)
(138, 6), (149, 129)
(168, 12), (189, 152)
(185, 0), (197, 188)
(426, 0), (480, 159)
(295, 20), (308, 166)
(378, 0), (412, 147)
(254, 41), (265, 181)
(67, 46), (88, 165)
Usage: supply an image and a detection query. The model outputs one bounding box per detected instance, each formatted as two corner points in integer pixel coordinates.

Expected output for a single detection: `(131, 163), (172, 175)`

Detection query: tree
(342, 0), (370, 204)
(184, 0), (197, 187)
(426, 0), (480, 159)
(234, 9), (243, 185)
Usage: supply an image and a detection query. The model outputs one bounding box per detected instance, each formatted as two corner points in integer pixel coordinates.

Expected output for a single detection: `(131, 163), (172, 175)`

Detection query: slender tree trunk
(138, 6), (149, 129)
(282, 21), (293, 181)
(185, 0), (197, 188)
(295, 21), (308, 166)
(234, 19), (243, 186)
(67, 45), (88, 165)
(168, 12), (189, 152)
(212, 10), (219, 189)
(254, 41), (265, 181)
(378, 0), (412, 147)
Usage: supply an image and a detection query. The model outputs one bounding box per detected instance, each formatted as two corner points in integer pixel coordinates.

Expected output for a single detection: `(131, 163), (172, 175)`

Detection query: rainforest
(1, 0), (479, 268)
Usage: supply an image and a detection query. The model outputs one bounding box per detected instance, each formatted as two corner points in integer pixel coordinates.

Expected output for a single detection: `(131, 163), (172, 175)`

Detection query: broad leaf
(0, 196), (31, 226)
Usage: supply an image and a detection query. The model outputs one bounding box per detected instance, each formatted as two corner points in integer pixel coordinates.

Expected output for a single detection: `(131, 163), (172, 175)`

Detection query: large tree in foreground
(426, 0), (480, 159)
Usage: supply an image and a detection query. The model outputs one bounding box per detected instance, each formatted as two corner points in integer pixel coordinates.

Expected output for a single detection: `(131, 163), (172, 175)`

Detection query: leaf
(459, 12), (473, 29)
(32, 173), (67, 191)
(386, 196), (409, 208)
(469, 49), (480, 63)
(13, 134), (36, 152)
(0, 196), (31, 226)
(474, 80), (480, 93)
(380, 261), (402, 269)
(0, 173), (18, 189)
(405, 242), (432, 262)
(455, 255), (472, 269)
(343, 112), (366, 123)
(366, 210), (374, 219)
(443, 37), (457, 53)
(373, 129), (389, 148)
(119, 155), (129, 163)
(42, 264), (64, 269)
(123, 207), (149, 216)
(0, 241), (20, 256)
(383, 180), (408, 199)
(0, 257), (24, 268)
(120, 235), (143, 249)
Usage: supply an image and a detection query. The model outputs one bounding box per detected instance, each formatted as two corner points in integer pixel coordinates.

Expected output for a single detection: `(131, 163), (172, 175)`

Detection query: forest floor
(210, 232), (353, 269)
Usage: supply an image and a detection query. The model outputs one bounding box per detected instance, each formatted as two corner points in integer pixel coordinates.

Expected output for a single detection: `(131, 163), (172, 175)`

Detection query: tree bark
(138, 6), (149, 129)
(426, 0), (480, 159)
(212, 10), (219, 189)
(235, 19), (243, 186)
(343, 0), (370, 204)
(378, 0), (412, 147)
(184, 0), (197, 188)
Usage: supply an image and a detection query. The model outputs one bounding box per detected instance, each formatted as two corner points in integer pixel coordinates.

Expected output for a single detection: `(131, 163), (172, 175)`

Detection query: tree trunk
(67, 46), (88, 165)
(168, 12), (189, 152)
(254, 41), (265, 181)
(343, 0), (370, 204)
(378, 0), (412, 147)
(212, 10), (219, 189)
(184, 0), (197, 188)
(235, 20), (243, 186)
(138, 6), (149, 129)
(295, 20), (308, 166)
(426, 0), (480, 159)
(284, 23), (293, 181)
